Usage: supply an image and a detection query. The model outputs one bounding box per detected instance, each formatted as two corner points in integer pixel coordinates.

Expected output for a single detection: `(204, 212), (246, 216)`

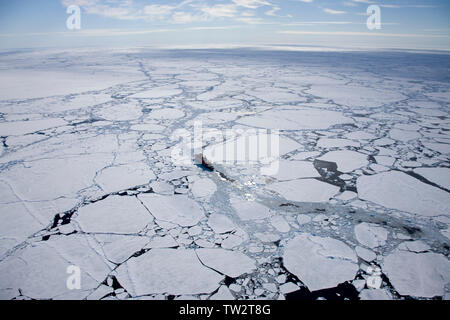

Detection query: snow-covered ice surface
(0, 48), (449, 300)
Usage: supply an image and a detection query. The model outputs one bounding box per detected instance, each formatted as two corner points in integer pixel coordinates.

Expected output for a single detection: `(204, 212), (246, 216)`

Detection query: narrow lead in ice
(196, 248), (256, 278)
(413, 167), (450, 190)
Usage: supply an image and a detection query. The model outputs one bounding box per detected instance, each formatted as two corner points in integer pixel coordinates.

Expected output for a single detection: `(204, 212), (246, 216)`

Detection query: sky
(0, 0), (449, 50)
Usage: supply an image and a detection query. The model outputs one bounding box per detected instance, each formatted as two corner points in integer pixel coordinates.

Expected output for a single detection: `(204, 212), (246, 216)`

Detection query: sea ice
(316, 138), (360, 149)
(207, 214), (236, 234)
(131, 87), (182, 99)
(196, 248), (256, 278)
(76, 196), (153, 234)
(390, 129), (421, 142)
(210, 286), (235, 300)
(422, 142), (450, 155)
(357, 171), (450, 216)
(95, 234), (151, 264)
(95, 163), (156, 194)
(413, 167), (450, 190)
(221, 233), (245, 249)
(1, 48), (449, 301)
(268, 160), (320, 181)
(283, 234), (358, 291)
(354, 222), (388, 249)
(267, 179), (339, 203)
(145, 235), (179, 249)
(0, 234), (111, 299)
(355, 246), (377, 262)
(236, 108), (353, 130)
(149, 181), (174, 195)
(138, 194), (205, 227)
(116, 249), (222, 296)
(345, 131), (376, 140)
(382, 247), (450, 298)
(230, 199), (271, 221)
(0, 118), (67, 136)
(335, 191), (357, 201)
(191, 178), (217, 198)
(0, 201), (45, 257)
(359, 289), (392, 300)
(270, 216), (291, 233)
(318, 150), (368, 173)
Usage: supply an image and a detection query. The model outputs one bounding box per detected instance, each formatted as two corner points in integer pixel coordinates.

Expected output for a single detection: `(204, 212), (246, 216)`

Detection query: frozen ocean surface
(0, 48), (449, 300)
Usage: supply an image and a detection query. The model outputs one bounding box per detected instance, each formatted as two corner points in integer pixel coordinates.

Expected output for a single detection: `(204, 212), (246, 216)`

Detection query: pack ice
(0, 48), (449, 301)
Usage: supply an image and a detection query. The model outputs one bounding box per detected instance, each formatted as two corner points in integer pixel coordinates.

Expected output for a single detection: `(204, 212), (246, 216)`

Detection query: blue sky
(0, 0), (449, 50)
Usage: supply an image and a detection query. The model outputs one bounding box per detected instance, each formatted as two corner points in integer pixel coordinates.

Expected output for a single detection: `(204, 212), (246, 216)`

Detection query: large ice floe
(283, 234), (359, 291)
(115, 249), (223, 296)
(357, 171), (450, 216)
(0, 48), (449, 300)
(382, 246), (450, 298)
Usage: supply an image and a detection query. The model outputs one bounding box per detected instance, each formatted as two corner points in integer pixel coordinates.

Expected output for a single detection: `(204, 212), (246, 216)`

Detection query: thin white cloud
(201, 4), (237, 18)
(236, 17), (264, 24)
(0, 28), (173, 38)
(241, 11), (255, 17)
(0, 25), (245, 38)
(188, 25), (241, 31)
(61, 0), (277, 24)
(62, 0), (138, 20)
(379, 4), (437, 9)
(351, 0), (374, 4)
(279, 31), (449, 38)
(347, 0), (436, 9)
(61, 0), (100, 7)
(323, 8), (347, 15)
(236, 17), (275, 24)
(232, 0), (271, 9)
(143, 5), (176, 20)
(265, 6), (280, 16)
(342, 1), (358, 7)
(284, 21), (354, 26)
(171, 11), (205, 24)
(283, 21), (399, 26)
